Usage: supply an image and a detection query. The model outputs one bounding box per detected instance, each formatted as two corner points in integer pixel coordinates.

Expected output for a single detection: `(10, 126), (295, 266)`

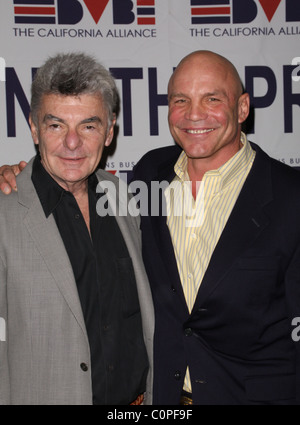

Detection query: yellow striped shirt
(165, 133), (255, 393)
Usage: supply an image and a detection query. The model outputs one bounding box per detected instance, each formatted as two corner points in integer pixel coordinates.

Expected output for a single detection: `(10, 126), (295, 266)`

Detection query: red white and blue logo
(14, 0), (56, 24)
(191, 0), (300, 24)
(136, 0), (156, 25)
(191, 0), (231, 25)
(13, 0), (156, 25)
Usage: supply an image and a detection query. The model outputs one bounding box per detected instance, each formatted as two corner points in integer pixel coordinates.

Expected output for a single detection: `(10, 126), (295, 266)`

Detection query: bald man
(133, 50), (300, 405)
(1, 51), (300, 405)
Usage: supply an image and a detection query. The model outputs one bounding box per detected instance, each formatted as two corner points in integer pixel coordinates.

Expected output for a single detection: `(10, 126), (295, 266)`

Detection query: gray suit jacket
(0, 158), (154, 405)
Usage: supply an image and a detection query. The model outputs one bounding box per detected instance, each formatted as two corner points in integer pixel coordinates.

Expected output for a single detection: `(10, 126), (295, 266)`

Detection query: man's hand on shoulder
(0, 161), (27, 194)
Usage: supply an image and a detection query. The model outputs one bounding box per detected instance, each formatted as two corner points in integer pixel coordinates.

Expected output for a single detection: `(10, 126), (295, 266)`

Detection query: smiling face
(168, 52), (250, 173)
(30, 93), (115, 193)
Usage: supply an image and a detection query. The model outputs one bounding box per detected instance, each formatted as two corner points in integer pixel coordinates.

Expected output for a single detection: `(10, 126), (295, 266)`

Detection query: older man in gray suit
(0, 53), (154, 405)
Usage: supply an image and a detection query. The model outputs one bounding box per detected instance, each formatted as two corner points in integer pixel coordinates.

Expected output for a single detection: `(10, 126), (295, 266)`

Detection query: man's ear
(105, 115), (116, 147)
(29, 114), (39, 146)
(238, 93), (250, 124)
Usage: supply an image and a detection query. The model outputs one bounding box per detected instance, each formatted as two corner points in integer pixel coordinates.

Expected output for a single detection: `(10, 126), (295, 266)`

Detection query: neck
(75, 190), (91, 235)
(186, 138), (243, 199)
(60, 179), (91, 235)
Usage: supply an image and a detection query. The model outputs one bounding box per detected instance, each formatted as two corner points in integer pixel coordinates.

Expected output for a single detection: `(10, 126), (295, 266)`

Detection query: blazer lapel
(191, 144), (273, 313)
(17, 164), (88, 339)
(151, 153), (190, 312)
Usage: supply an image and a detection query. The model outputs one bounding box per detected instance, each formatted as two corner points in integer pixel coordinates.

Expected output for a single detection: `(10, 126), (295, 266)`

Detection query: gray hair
(30, 52), (118, 127)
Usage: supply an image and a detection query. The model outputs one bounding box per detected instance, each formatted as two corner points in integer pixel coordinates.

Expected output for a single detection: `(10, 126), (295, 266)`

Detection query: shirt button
(80, 362), (88, 372)
(174, 371), (181, 381)
(188, 273), (192, 279)
(191, 233), (197, 239)
(75, 214), (80, 219)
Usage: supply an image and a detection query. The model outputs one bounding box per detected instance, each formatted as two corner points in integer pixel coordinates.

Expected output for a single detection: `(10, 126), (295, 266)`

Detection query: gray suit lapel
(17, 160), (88, 340)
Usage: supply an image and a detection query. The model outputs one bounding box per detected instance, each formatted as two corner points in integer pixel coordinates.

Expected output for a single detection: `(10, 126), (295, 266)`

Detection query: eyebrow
(205, 90), (228, 98)
(43, 114), (103, 125)
(169, 90), (226, 98)
(81, 116), (102, 125)
(168, 92), (187, 100)
(169, 90), (228, 100)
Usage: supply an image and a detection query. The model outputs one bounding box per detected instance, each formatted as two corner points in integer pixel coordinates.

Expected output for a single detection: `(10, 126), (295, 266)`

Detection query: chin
(183, 146), (210, 159)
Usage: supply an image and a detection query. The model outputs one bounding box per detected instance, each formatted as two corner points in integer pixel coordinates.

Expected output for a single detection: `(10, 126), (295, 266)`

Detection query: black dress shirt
(32, 155), (148, 404)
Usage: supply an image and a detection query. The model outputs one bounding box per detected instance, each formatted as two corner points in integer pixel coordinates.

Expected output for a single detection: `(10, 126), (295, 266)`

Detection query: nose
(64, 128), (82, 151)
(185, 101), (208, 122)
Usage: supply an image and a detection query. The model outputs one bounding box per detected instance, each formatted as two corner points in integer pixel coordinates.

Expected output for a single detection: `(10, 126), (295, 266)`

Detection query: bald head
(168, 50), (244, 100)
(167, 50), (250, 173)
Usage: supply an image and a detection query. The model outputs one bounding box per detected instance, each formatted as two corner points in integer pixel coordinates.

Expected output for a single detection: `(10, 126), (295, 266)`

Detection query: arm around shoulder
(0, 255), (10, 404)
(0, 161), (27, 194)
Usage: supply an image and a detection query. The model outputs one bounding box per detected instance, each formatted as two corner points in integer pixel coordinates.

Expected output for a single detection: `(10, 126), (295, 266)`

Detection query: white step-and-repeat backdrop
(1, 0), (300, 178)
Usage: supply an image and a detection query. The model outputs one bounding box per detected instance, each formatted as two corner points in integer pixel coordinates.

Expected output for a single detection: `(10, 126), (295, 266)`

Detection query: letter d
(57, 0), (83, 25)
(232, 0), (257, 24)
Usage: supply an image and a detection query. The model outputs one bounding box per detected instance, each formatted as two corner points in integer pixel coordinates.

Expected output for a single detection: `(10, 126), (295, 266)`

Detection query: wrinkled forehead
(169, 54), (242, 98)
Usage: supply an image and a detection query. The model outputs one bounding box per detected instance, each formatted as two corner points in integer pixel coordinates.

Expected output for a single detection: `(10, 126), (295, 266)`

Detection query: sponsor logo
(190, 0), (300, 38)
(13, 0), (156, 26)
(191, 0), (231, 25)
(14, 0), (57, 25)
(191, 0), (300, 25)
(106, 166), (135, 182)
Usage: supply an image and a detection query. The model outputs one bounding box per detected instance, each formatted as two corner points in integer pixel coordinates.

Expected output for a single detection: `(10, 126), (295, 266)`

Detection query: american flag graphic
(191, 0), (231, 24)
(14, 0), (56, 24)
(137, 0), (156, 25)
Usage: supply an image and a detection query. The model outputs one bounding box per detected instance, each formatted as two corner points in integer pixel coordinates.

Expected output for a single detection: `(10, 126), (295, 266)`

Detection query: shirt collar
(174, 132), (255, 193)
(31, 154), (99, 218)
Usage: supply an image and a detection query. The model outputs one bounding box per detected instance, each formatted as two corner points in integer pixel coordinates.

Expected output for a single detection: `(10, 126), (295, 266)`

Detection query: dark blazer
(132, 142), (300, 405)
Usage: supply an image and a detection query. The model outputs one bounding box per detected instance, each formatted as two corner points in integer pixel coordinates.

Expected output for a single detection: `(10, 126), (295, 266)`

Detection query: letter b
(286, 0), (300, 22)
(113, 0), (135, 24)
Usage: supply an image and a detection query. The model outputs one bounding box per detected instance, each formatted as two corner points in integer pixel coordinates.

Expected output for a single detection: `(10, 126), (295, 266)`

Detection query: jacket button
(80, 362), (88, 372)
(174, 371), (181, 381)
(184, 327), (193, 337)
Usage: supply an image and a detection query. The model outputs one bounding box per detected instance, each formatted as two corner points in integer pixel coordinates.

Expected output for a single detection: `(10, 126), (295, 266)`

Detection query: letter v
(258, 0), (282, 22)
(83, 0), (110, 24)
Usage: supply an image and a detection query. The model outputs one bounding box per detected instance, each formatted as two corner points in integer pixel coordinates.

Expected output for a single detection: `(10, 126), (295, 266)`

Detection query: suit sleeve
(285, 242), (300, 405)
(0, 252), (10, 404)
